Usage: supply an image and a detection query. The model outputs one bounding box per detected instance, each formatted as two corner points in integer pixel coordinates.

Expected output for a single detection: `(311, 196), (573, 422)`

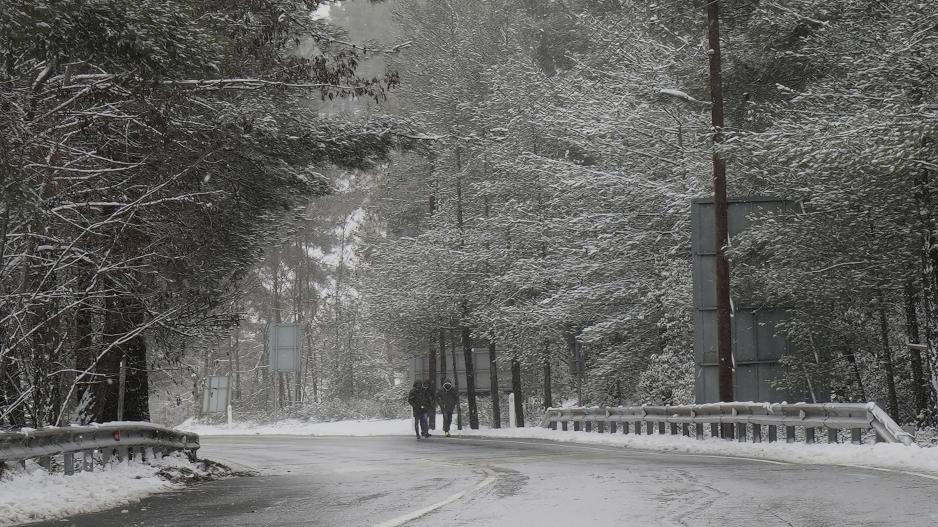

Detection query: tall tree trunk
(905, 284), (929, 419)
(511, 356), (524, 427)
(565, 329), (583, 405)
(542, 340), (552, 409)
(914, 136), (938, 423)
(450, 328), (462, 430)
(876, 289), (900, 419)
(438, 329), (447, 380)
(488, 339), (500, 428)
(461, 326), (479, 429)
(428, 339), (437, 429)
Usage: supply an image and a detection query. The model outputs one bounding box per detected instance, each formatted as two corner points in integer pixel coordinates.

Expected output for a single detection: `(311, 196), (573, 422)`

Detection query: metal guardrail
(541, 402), (915, 446)
(0, 422), (200, 475)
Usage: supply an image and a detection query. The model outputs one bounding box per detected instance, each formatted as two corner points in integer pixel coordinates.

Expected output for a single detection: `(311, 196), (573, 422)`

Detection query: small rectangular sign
(201, 375), (230, 414)
(269, 323), (302, 372)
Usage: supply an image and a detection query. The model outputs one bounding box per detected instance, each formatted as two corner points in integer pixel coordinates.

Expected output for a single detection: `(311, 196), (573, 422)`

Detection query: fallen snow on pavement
(0, 454), (215, 526)
(459, 427), (938, 477)
(178, 416), (420, 437)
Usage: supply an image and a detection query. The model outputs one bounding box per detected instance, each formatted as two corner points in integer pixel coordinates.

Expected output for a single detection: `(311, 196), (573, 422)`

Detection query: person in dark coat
(437, 378), (458, 437)
(407, 380), (431, 438)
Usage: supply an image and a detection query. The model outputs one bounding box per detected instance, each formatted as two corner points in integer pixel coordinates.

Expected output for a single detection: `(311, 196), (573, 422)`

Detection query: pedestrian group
(407, 378), (458, 438)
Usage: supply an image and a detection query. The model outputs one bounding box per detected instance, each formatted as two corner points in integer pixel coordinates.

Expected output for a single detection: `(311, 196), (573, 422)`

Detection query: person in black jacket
(407, 380), (431, 438)
(437, 378), (458, 437)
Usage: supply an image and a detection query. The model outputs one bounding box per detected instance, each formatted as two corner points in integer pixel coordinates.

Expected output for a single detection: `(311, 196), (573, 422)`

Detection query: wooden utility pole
(707, 0), (733, 407)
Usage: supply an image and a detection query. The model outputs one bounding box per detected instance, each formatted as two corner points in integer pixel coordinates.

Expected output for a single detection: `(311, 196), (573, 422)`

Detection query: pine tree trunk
(488, 340), (500, 428)
(543, 341), (552, 409)
(905, 284), (929, 419)
(511, 357), (524, 427)
(876, 289), (900, 419)
(461, 326), (479, 429)
(450, 328), (462, 430)
(428, 341), (437, 429)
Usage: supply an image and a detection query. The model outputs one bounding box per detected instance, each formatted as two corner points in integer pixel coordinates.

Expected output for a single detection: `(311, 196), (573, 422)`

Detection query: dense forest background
(3, 0), (937, 430)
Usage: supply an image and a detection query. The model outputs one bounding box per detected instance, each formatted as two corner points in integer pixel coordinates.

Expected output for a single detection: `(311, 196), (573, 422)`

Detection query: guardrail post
(622, 422), (629, 434)
(585, 421), (592, 433)
(561, 420), (568, 431)
(827, 428), (838, 443)
(646, 422), (654, 435)
(63, 452), (75, 475)
(670, 423), (678, 435)
(710, 423), (719, 438)
(768, 425), (777, 442)
(658, 422), (666, 435)
(695, 423), (703, 440)
(573, 421), (581, 432)
(735, 423), (746, 442)
(682, 423), (690, 437)
(752, 424), (762, 443)
(805, 427), (815, 444)
(609, 422), (617, 434)
(851, 428), (862, 444)
(634, 421), (642, 434)
(785, 426), (795, 443)
(549, 420), (557, 430)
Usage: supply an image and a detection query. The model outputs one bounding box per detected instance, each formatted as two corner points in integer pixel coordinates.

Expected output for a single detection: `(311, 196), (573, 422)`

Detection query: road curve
(29, 434), (938, 526)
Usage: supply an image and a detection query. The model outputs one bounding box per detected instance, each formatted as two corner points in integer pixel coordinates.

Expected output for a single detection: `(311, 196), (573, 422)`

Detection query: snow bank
(0, 454), (217, 526)
(178, 416), (418, 437)
(459, 427), (938, 477)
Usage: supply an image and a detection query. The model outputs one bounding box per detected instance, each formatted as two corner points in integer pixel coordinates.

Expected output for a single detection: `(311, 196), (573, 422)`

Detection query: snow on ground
(178, 416), (417, 437)
(0, 453), (217, 526)
(182, 416), (938, 477)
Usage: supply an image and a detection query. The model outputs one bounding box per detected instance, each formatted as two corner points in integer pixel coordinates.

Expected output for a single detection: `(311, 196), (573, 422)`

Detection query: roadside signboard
(269, 323), (302, 373)
(201, 375), (230, 414)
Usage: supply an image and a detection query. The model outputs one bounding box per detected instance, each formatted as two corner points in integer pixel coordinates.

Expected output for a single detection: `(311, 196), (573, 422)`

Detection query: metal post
(117, 356), (127, 421)
(752, 424), (762, 443)
(828, 428), (839, 443)
(63, 452), (74, 475)
(707, 0), (733, 409)
(768, 425), (778, 442)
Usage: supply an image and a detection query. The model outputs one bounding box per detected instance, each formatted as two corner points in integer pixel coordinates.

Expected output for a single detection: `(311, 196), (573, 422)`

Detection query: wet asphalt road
(30, 434), (938, 526)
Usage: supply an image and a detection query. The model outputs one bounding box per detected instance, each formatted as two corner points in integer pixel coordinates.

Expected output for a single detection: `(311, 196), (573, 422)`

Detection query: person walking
(407, 380), (430, 439)
(437, 378), (458, 437)
(420, 380), (434, 438)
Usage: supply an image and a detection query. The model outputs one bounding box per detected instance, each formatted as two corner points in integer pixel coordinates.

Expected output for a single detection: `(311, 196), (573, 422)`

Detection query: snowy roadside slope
(178, 416), (420, 436)
(459, 427), (938, 477)
(0, 454), (217, 526)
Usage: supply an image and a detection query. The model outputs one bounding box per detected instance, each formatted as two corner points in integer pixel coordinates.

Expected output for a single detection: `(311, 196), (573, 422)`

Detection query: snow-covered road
(29, 434), (938, 526)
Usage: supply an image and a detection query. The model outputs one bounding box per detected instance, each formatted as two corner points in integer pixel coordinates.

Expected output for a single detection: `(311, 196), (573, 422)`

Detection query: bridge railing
(540, 402), (915, 446)
(0, 422), (200, 475)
